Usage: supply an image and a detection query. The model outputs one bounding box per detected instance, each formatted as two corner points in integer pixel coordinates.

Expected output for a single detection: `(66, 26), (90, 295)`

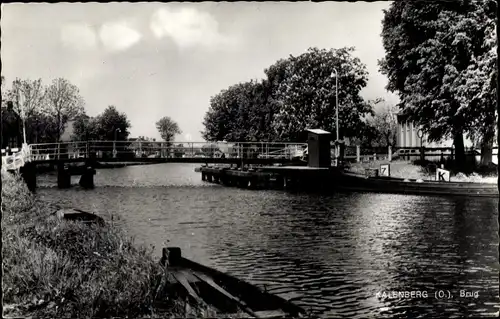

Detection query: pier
(197, 129), (341, 191)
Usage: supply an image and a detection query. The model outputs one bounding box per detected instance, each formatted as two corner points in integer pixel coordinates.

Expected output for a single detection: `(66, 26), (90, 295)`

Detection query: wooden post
(79, 167), (95, 189)
(356, 145), (360, 163)
(388, 146), (392, 162)
(20, 162), (37, 192)
(57, 163), (71, 189)
(374, 153), (377, 161)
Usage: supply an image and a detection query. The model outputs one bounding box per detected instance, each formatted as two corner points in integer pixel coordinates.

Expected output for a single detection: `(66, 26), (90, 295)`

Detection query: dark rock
(54, 208), (105, 226)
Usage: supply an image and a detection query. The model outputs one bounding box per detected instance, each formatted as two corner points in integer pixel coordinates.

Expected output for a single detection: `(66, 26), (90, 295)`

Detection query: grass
(347, 159), (498, 184)
(1, 171), (228, 318)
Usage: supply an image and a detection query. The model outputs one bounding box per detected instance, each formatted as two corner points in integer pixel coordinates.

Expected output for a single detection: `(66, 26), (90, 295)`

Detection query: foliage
(202, 80), (274, 142)
(44, 78), (85, 141)
(200, 143), (221, 157)
(1, 77), (83, 145)
(156, 116), (181, 143)
(379, 0), (497, 167)
(272, 47), (373, 141)
(365, 102), (398, 147)
(72, 106), (131, 141)
(202, 47), (374, 143)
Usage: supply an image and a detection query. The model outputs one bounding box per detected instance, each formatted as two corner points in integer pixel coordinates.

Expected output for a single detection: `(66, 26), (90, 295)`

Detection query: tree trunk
(479, 126), (495, 166)
(453, 131), (466, 172)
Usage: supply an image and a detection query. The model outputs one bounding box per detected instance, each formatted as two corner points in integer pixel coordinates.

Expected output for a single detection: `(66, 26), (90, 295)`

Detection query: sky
(1, 2), (399, 142)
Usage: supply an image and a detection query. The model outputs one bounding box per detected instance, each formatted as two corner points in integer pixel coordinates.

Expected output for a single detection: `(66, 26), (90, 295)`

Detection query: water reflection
(36, 163), (499, 317)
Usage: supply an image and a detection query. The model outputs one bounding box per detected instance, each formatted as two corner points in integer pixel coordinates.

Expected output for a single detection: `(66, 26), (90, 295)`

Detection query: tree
(202, 47), (374, 143)
(94, 106), (131, 141)
(2, 78), (60, 144)
(368, 103), (398, 147)
(156, 116), (181, 143)
(72, 113), (99, 141)
(72, 106), (131, 141)
(271, 47), (374, 142)
(44, 78), (85, 142)
(379, 0), (497, 169)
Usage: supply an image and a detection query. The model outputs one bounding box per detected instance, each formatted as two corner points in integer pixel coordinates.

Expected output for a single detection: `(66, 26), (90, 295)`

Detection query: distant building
(396, 114), (474, 148)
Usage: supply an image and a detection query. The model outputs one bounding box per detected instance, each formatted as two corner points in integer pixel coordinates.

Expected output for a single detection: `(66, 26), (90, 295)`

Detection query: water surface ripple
(37, 163), (499, 318)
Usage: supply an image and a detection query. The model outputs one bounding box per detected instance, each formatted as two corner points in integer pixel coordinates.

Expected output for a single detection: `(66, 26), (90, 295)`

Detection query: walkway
(1, 141), (307, 171)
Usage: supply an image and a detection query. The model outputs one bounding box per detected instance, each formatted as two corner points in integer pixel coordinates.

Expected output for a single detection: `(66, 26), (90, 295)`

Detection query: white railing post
(356, 145), (360, 163)
(388, 146), (392, 162)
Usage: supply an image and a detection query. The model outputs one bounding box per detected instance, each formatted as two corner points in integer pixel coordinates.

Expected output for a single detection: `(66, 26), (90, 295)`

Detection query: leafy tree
(201, 143), (221, 157)
(202, 47), (373, 143)
(72, 113), (99, 141)
(156, 116), (181, 144)
(94, 106), (131, 141)
(272, 47), (374, 142)
(45, 78), (85, 142)
(2, 78), (60, 144)
(368, 103), (398, 147)
(379, 0), (497, 168)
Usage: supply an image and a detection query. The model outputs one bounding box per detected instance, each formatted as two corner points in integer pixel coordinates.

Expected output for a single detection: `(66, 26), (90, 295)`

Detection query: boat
(161, 247), (307, 318)
(334, 172), (499, 198)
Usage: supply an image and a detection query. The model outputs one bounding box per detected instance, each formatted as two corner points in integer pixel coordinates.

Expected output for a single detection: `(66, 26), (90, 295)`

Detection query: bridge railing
(28, 141), (308, 161)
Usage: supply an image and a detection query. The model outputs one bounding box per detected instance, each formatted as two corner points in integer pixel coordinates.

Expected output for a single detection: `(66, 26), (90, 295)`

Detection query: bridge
(3, 140), (307, 167)
(2, 140), (308, 190)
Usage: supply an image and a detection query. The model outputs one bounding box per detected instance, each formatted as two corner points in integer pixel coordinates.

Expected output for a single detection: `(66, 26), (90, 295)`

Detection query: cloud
(99, 21), (142, 52)
(60, 24), (97, 51)
(150, 7), (237, 50)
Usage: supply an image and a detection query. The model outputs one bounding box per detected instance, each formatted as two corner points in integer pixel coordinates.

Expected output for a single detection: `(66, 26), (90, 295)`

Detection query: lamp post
(331, 69), (339, 159)
(113, 128), (121, 158)
(17, 89), (27, 146)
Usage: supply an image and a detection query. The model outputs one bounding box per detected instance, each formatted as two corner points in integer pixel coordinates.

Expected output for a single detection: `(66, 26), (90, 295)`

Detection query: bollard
(79, 167), (95, 189)
(57, 164), (71, 189)
(388, 146), (392, 162)
(356, 146), (361, 163)
(20, 162), (37, 192)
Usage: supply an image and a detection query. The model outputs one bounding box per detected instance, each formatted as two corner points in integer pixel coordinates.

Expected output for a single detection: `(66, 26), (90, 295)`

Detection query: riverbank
(347, 160), (498, 184)
(1, 171), (226, 318)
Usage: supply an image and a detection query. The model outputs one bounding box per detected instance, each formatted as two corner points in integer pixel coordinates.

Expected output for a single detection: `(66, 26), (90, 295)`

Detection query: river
(36, 163), (499, 318)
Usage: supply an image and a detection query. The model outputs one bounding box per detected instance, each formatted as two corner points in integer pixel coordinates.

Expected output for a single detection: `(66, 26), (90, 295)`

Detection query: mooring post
(356, 146), (361, 163)
(20, 162), (37, 192)
(79, 166), (95, 189)
(57, 163), (71, 189)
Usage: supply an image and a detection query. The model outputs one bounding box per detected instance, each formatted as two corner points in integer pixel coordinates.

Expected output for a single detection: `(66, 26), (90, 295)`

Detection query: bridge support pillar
(57, 164), (71, 189)
(79, 167), (96, 189)
(20, 162), (37, 192)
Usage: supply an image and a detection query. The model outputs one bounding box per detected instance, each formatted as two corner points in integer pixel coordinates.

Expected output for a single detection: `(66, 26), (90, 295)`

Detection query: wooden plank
(193, 271), (258, 318)
(253, 310), (287, 318)
(171, 270), (204, 305)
